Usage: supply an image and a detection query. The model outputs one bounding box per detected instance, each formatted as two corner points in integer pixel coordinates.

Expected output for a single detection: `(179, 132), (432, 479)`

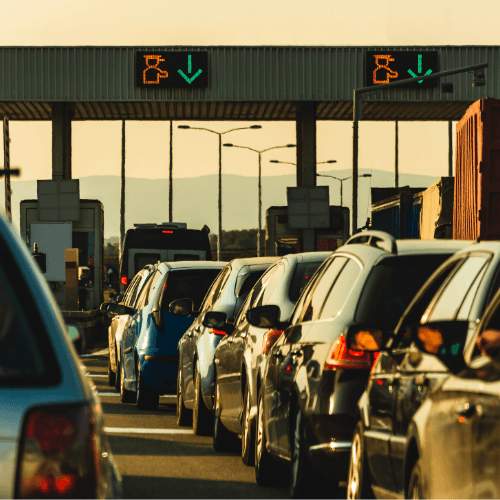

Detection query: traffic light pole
(351, 61), (488, 235)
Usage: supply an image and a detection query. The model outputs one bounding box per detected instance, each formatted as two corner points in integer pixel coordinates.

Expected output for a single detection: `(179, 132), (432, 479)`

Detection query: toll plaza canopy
(0, 45), (497, 121)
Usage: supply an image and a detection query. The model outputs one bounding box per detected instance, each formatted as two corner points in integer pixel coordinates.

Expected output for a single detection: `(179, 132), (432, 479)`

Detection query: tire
(193, 364), (212, 436)
(408, 459), (425, 500)
(176, 366), (192, 427)
(290, 408), (333, 499)
(241, 381), (255, 466)
(107, 353), (116, 387)
(213, 377), (236, 451)
(114, 349), (121, 392)
(347, 422), (373, 499)
(254, 388), (275, 486)
(136, 360), (159, 410)
(119, 361), (135, 403)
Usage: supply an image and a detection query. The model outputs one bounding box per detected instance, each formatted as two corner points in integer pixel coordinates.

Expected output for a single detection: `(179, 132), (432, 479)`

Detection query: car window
(235, 270), (267, 302)
(456, 264), (488, 321)
(425, 255), (490, 323)
(200, 267), (228, 311)
(234, 291), (254, 328)
(128, 273), (148, 307)
(302, 257), (347, 322)
(134, 271), (157, 311)
(123, 275), (140, 307)
(290, 258), (331, 326)
(356, 254), (452, 332)
(160, 269), (222, 312)
(288, 261), (325, 302)
(319, 259), (362, 319)
(257, 263), (285, 307)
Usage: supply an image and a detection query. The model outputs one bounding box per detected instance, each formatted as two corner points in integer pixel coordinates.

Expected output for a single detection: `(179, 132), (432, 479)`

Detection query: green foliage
(209, 229), (265, 251)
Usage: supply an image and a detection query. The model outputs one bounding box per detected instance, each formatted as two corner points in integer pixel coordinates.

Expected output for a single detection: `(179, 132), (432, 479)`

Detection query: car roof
(229, 256), (280, 271)
(448, 240), (500, 257)
(164, 261), (228, 270)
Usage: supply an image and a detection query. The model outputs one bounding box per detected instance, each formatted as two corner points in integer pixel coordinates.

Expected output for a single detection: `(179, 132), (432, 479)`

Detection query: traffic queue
(103, 229), (500, 499)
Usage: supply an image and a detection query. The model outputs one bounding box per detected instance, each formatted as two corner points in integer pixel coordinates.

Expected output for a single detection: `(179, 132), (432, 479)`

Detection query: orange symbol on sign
(143, 55), (169, 84)
(373, 54), (399, 84)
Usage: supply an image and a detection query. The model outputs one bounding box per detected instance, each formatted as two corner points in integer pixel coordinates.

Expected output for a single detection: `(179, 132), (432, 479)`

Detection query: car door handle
(455, 403), (476, 418)
(195, 326), (201, 333)
(273, 350), (283, 358)
(241, 332), (247, 339)
(188, 331), (194, 338)
(415, 374), (429, 388)
(228, 337), (233, 343)
(291, 348), (302, 357)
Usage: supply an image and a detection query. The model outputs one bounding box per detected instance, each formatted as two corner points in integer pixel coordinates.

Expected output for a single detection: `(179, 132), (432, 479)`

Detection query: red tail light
(324, 335), (374, 370)
(17, 404), (98, 499)
(162, 230), (173, 233)
(262, 329), (283, 355)
(120, 275), (127, 286)
(209, 328), (226, 336)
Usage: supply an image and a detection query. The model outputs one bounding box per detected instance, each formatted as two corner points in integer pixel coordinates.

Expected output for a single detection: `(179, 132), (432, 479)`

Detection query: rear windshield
(289, 261), (324, 302)
(235, 271), (266, 301)
(161, 269), (222, 312)
(0, 247), (60, 386)
(125, 229), (210, 251)
(134, 253), (161, 274)
(355, 254), (450, 330)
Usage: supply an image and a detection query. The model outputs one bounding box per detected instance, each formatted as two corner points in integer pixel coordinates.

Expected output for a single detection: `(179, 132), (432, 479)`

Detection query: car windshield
(355, 254), (450, 331)
(161, 269), (222, 311)
(235, 271), (266, 300)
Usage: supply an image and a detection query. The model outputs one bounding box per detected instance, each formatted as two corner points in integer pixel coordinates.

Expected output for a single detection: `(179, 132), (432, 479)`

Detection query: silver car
(174, 257), (279, 436)
(213, 252), (331, 463)
(0, 212), (122, 499)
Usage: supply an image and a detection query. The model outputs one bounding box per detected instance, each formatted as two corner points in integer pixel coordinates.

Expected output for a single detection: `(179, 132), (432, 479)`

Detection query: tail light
(262, 329), (283, 355)
(17, 404), (99, 499)
(209, 328), (226, 336)
(120, 275), (127, 286)
(324, 335), (376, 371)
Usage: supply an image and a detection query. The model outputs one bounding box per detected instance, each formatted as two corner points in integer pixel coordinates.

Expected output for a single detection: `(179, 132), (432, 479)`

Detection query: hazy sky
(0, 0), (494, 228)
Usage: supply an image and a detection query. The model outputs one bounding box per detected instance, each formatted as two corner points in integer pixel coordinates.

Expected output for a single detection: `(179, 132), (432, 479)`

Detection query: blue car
(114, 261), (226, 410)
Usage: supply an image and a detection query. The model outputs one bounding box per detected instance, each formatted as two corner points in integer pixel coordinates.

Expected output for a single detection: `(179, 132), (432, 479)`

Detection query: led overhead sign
(136, 52), (208, 88)
(365, 51), (439, 88)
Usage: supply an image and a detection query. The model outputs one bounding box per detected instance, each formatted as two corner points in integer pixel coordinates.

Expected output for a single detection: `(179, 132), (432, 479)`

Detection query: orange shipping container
(454, 98), (500, 240)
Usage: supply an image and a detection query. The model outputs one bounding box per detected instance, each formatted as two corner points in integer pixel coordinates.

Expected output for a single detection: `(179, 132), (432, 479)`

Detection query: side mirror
(411, 321), (468, 374)
(345, 325), (387, 352)
(203, 311), (227, 329)
(107, 303), (134, 316)
(169, 298), (194, 317)
(247, 305), (280, 329)
(115, 294), (124, 304)
(151, 306), (163, 332)
(100, 302), (109, 313)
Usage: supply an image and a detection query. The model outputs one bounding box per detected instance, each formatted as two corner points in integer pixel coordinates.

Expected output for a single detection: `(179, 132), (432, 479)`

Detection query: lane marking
(104, 427), (192, 435)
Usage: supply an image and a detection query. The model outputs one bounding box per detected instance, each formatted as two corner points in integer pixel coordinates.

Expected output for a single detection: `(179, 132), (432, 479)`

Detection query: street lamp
(317, 173), (371, 207)
(223, 143), (296, 257)
(178, 124), (262, 260)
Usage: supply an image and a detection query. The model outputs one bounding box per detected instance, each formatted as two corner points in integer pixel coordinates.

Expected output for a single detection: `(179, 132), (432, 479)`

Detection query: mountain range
(5, 169), (441, 239)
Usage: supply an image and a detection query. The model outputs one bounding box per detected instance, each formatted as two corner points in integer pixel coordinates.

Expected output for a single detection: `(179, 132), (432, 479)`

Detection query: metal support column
(52, 103), (72, 180)
(296, 103), (317, 252)
(119, 121), (126, 260)
(395, 120), (399, 188)
(448, 121), (453, 177)
(169, 120), (173, 222)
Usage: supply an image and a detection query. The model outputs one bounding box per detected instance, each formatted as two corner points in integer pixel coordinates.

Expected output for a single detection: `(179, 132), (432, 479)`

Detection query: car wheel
(290, 408), (332, 499)
(347, 422), (373, 499)
(213, 377), (235, 451)
(193, 364), (212, 436)
(254, 387), (275, 486)
(119, 361), (135, 403)
(408, 459), (424, 500)
(241, 381), (255, 466)
(114, 353), (121, 392)
(107, 353), (116, 387)
(136, 360), (159, 410)
(177, 366), (192, 426)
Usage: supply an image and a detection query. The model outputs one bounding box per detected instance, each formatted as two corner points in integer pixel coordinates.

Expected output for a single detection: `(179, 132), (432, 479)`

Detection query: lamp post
(224, 143), (296, 257)
(317, 173), (371, 207)
(178, 124), (261, 260)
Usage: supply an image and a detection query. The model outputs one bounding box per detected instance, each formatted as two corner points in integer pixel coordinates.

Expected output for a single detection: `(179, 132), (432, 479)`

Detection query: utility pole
(169, 120), (173, 222)
(448, 121), (453, 177)
(395, 120), (399, 188)
(119, 120), (126, 262)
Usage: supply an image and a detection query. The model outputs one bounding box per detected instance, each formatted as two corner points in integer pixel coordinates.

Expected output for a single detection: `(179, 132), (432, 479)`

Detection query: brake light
(17, 404), (98, 499)
(262, 329), (283, 355)
(324, 335), (373, 370)
(120, 275), (127, 286)
(210, 328), (226, 336)
(162, 230), (173, 233)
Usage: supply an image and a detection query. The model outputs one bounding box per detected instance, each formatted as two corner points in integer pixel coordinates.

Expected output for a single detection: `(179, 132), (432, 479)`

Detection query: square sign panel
(365, 51), (438, 89)
(136, 52), (208, 88)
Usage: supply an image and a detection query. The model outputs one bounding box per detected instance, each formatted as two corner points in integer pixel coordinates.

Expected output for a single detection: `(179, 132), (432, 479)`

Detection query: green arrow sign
(407, 54), (432, 84)
(178, 55), (203, 84)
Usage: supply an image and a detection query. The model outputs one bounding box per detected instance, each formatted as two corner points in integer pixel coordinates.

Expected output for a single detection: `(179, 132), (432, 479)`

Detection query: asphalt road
(81, 351), (289, 499)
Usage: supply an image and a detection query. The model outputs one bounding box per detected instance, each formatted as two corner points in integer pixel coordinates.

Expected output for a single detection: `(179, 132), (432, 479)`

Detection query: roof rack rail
(133, 222), (188, 229)
(345, 230), (397, 255)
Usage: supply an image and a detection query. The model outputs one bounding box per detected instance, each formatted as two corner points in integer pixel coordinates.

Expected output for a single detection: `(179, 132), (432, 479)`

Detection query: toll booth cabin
(265, 205), (349, 256)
